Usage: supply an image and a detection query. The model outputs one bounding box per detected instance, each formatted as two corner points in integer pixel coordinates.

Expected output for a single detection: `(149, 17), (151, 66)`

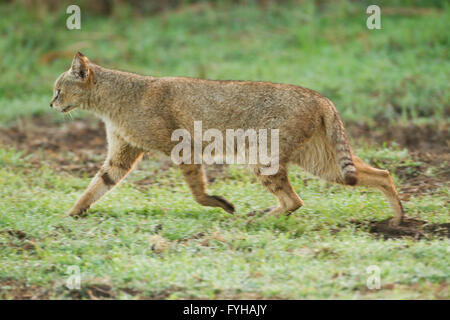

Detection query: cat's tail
(322, 99), (357, 185)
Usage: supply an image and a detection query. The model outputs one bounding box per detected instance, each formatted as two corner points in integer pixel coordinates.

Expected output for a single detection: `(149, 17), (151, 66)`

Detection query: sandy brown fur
(51, 53), (405, 226)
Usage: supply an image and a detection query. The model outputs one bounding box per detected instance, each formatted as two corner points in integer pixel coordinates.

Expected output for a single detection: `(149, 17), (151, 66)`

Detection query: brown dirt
(0, 117), (448, 197)
(69, 281), (114, 299)
(0, 116), (230, 181)
(1, 229), (38, 252)
(0, 117), (447, 298)
(347, 121), (449, 154)
(0, 117), (106, 176)
(396, 151), (449, 199)
(0, 276), (185, 299)
(0, 279), (51, 299)
(351, 217), (450, 240)
(356, 281), (448, 298)
(348, 121), (449, 198)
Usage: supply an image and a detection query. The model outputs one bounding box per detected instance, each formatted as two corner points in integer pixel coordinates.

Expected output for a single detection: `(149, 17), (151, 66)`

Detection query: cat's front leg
(67, 133), (144, 216)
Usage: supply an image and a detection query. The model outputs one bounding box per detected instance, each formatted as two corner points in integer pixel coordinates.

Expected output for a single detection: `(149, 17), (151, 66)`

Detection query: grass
(0, 1), (448, 299)
(0, 1), (448, 123)
(0, 145), (448, 299)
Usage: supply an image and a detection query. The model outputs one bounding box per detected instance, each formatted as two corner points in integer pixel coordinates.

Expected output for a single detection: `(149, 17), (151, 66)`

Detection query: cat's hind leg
(180, 164), (235, 214)
(253, 165), (303, 216)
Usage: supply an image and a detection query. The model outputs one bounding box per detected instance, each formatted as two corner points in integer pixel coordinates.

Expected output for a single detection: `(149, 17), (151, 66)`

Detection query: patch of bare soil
(0, 279), (51, 299)
(348, 121), (449, 154)
(0, 117), (448, 196)
(0, 117), (106, 176)
(1, 229), (38, 252)
(396, 151), (449, 199)
(356, 281), (448, 298)
(0, 277), (187, 299)
(351, 217), (450, 240)
(0, 116), (230, 182)
(67, 282), (185, 300)
(348, 121), (449, 197)
(69, 282), (114, 300)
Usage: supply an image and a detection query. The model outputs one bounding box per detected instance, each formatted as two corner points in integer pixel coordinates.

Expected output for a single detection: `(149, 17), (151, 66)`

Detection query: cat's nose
(50, 102), (53, 108)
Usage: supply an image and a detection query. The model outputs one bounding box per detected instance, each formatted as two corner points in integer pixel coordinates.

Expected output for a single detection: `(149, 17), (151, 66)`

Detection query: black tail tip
(345, 174), (358, 186)
(210, 195), (235, 214)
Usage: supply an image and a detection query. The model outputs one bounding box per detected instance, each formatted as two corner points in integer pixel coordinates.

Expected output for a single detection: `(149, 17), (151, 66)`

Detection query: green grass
(0, 144), (448, 299)
(0, 1), (448, 124)
(0, 1), (449, 299)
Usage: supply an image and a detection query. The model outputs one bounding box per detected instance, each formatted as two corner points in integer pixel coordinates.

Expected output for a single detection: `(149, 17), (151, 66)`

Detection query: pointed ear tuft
(71, 52), (90, 80)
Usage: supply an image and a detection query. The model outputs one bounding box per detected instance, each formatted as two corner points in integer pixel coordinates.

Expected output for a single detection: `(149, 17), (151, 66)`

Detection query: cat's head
(50, 52), (94, 113)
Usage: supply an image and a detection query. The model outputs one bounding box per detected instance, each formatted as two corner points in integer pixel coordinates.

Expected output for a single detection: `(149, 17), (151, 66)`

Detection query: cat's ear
(70, 52), (90, 80)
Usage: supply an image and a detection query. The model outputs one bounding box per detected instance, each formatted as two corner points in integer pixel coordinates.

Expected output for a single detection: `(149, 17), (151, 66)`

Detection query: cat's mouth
(61, 105), (77, 113)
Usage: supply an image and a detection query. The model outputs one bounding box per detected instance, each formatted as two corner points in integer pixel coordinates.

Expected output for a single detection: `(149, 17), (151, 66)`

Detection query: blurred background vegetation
(0, 0), (449, 299)
(0, 0), (448, 124)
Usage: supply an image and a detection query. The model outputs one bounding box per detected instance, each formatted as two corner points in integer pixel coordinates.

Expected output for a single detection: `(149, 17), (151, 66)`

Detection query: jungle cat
(50, 52), (405, 226)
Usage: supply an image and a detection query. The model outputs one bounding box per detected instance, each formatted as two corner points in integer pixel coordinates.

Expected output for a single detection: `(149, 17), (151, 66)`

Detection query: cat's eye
(55, 89), (61, 98)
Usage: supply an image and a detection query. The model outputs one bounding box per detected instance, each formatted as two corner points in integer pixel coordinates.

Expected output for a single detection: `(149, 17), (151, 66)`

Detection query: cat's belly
(107, 117), (175, 155)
